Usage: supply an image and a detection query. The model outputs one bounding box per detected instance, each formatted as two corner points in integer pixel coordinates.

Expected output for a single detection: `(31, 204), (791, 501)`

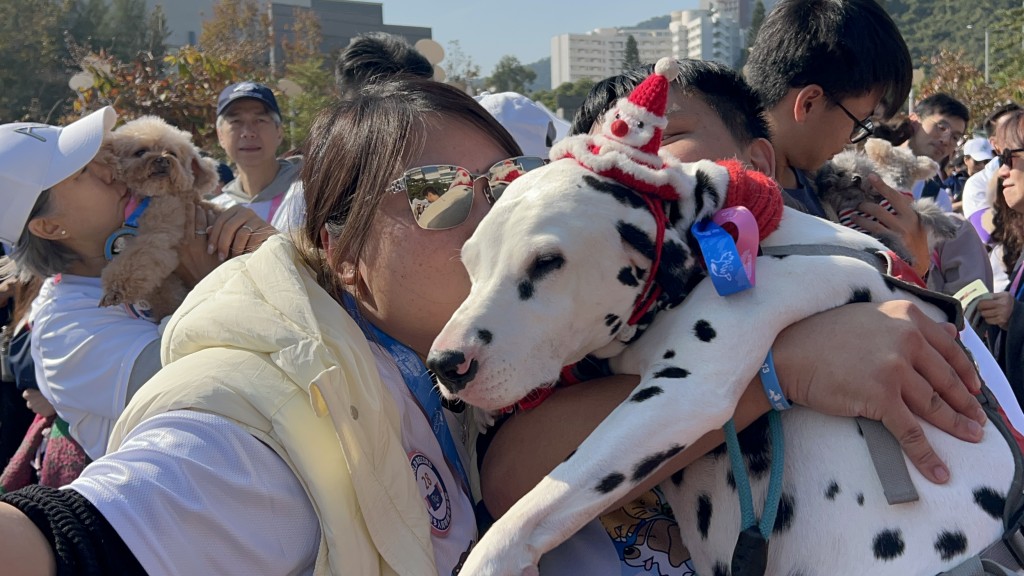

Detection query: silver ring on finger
(195, 229), (207, 236)
(241, 225), (256, 233)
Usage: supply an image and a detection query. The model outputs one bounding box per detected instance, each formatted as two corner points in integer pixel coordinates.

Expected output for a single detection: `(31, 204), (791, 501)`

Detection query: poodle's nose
(154, 156), (170, 169)
(426, 349), (477, 394)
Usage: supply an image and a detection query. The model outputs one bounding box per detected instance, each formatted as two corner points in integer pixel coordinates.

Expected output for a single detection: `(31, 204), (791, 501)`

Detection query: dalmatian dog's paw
(461, 528), (540, 576)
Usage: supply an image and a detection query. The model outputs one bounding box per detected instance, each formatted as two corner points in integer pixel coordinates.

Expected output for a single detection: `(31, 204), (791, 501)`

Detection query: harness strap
(939, 527), (1024, 575)
(856, 418), (919, 504)
(761, 244), (923, 505)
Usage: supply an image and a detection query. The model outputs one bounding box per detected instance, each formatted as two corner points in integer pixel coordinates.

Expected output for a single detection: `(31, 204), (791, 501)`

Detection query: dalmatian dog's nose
(426, 349), (478, 394)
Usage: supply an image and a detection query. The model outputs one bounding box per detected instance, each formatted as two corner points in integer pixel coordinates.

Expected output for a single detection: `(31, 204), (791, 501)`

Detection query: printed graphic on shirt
(410, 451), (452, 536)
(600, 489), (695, 576)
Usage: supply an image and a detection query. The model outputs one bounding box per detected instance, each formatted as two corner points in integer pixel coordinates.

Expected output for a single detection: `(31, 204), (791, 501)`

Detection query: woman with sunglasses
(982, 110), (1024, 405)
(0, 77), (984, 576)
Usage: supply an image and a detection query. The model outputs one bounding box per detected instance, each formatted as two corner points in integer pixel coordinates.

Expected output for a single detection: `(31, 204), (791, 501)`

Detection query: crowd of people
(0, 1), (1021, 574)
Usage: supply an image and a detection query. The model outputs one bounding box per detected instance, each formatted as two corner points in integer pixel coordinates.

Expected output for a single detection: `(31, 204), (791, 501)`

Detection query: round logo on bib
(410, 451), (451, 536)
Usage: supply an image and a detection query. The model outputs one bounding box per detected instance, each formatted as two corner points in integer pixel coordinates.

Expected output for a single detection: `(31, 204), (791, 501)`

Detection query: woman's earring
(340, 263), (359, 286)
(60, 230), (67, 236)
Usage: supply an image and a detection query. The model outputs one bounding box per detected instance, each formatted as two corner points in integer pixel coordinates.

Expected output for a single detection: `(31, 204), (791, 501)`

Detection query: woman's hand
(978, 292), (1015, 331)
(853, 174), (932, 277)
(175, 205), (221, 288)
(22, 390), (55, 418)
(205, 205), (276, 262)
(774, 299), (985, 484)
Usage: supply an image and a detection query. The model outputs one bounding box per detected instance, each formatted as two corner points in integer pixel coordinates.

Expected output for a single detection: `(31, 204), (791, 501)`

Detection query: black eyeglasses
(999, 148), (1024, 168)
(835, 101), (875, 144)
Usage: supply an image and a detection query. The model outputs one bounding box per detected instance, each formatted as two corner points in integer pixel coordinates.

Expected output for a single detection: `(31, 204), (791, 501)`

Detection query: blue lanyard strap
(125, 196), (150, 228)
(343, 295), (471, 494)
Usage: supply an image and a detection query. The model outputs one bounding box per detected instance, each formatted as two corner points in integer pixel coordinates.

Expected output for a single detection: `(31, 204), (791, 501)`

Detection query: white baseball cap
(0, 106), (116, 245)
(474, 92), (570, 158)
(963, 137), (994, 162)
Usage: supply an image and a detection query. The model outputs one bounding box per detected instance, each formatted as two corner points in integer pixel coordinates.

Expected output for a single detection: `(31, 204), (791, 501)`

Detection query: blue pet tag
(104, 227), (138, 261)
(691, 219), (752, 296)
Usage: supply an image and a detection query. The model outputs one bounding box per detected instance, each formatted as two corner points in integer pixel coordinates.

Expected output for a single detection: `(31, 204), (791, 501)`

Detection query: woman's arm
(481, 300), (985, 519)
(0, 501), (54, 576)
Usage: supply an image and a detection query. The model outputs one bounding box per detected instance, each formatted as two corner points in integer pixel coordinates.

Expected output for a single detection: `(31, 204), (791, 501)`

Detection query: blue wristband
(760, 348), (791, 411)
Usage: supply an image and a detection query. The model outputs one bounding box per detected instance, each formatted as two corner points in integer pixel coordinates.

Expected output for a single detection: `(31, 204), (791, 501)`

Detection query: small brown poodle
(815, 138), (957, 264)
(98, 116), (218, 319)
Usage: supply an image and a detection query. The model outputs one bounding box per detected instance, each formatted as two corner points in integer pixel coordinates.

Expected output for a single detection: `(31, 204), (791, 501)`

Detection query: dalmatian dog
(426, 156), (1018, 575)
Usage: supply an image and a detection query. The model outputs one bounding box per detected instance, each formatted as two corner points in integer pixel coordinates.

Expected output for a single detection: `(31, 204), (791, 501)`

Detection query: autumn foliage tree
(917, 48), (1015, 133)
(198, 0), (272, 77)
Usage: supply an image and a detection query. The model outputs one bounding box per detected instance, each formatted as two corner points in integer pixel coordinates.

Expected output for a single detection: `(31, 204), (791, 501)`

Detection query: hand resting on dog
(482, 300), (985, 518)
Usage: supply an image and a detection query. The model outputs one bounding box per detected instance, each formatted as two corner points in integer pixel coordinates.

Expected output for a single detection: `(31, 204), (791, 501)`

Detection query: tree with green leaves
(486, 55), (536, 94)
(105, 0), (148, 60)
(0, 0), (73, 121)
(199, 0), (272, 76)
(623, 35), (640, 70)
(279, 8), (335, 149)
(531, 78), (595, 120)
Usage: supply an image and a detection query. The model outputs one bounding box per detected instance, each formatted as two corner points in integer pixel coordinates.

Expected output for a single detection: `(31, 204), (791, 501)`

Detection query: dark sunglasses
(998, 148), (1024, 168)
(387, 156), (547, 230)
(835, 101), (874, 144)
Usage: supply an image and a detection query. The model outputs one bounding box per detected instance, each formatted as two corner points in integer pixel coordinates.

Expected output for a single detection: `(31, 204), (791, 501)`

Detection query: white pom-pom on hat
(654, 57), (679, 82)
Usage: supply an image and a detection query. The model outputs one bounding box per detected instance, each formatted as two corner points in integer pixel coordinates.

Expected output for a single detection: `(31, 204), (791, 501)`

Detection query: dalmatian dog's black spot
(847, 287), (873, 304)
(712, 561), (729, 576)
(518, 280), (533, 301)
(608, 320), (622, 337)
(617, 221), (656, 262)
(857, 493), (865, 506)
(476, 329), (492, 345)
(697, 493), (713, 540)
(617, 267), (639, 287)
(773, 492), (795, 534)
(825, 480), (841, 500)
(583, 173), (646, 210)
(631, 444), (685, 482)
(655, 238), (696, 304)
(663, 349), (676, 359)
(694, 319), (717, 342)
(726, 469), (736, 491)
(595, 472), (625, 494)
(973, 486), (1006, 520)
(872, 529), (906, 560)
(630, 386), (663, 403)
(653, 366), (690, 379)
(934, 530), (968, 561)
(692, 169), (718, 219)
(670, 467), (684, 486)
(605, 314), (619, 327)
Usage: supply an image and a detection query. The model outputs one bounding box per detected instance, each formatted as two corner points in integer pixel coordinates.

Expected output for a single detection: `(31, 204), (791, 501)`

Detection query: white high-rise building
(550, 11), (742, 89)
(669, 9), (742, 67)
(551, 28), (672, 88)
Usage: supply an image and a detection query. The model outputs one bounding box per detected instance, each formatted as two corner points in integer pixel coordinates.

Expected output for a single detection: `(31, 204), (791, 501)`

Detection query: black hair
(871, 113), (914, 146)
(745, 0), (911, 118)
(914, 93), (970, 125)
(335, 32), (434, 93)
(985, 102), (1023, 137)
(570, 59), (771, 148)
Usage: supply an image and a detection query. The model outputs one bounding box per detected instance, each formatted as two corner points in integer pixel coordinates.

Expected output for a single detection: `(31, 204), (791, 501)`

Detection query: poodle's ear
(862, 138), (891, 164)
(191, 155), (219, 196)
(913, 156), (940, 181)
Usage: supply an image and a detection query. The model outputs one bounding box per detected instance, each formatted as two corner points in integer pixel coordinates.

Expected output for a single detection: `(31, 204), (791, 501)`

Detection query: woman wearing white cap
(0, 107), (263, 464)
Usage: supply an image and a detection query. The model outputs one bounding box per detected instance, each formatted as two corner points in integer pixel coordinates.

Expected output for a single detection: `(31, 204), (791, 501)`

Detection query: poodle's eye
(133, 149), (147, 158)
(166, 151), (177, 159)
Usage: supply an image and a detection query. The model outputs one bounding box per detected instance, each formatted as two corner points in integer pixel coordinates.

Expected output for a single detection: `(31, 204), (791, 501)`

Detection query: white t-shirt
(30, 274), (160, 460)
(962, 158), (1000, 219)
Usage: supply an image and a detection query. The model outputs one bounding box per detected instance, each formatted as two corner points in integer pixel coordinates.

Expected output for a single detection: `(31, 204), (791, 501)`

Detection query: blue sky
(378, 1), (700, 75)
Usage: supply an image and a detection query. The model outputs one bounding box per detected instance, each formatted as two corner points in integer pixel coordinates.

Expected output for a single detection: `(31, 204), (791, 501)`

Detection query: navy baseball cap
(217, 82), (281, 118)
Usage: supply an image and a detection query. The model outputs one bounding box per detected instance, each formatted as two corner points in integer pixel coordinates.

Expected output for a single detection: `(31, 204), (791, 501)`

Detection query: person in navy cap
(208, 82), (305, 250)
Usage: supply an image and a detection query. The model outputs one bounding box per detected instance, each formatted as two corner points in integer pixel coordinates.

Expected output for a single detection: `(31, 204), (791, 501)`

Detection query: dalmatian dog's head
(426, 158), (698, 410)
